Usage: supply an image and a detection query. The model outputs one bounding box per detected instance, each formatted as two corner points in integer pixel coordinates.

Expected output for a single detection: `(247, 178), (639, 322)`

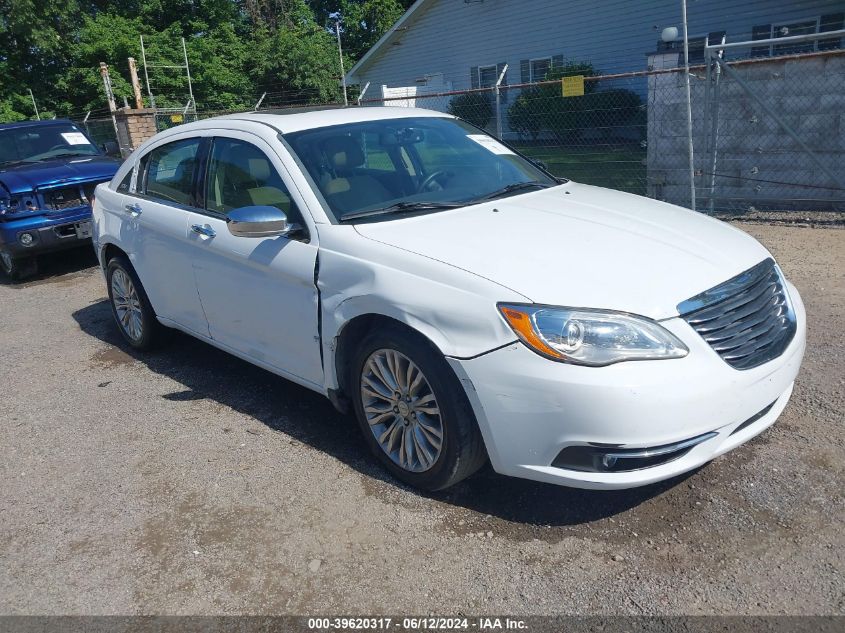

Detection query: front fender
(317, 228), (526, 391)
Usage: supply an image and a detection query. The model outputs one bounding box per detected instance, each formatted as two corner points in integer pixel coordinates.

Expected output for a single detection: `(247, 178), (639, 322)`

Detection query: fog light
(19, 232), (34, 246)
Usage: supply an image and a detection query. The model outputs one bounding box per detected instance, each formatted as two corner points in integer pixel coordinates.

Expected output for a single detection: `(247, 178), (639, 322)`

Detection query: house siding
(350, 0), (844, 93)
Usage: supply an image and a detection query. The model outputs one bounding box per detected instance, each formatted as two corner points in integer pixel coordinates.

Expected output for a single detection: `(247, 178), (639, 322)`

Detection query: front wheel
(106, 255), (165, 351)
(0, 251), (37, 281)
(350, 326), (487, 490)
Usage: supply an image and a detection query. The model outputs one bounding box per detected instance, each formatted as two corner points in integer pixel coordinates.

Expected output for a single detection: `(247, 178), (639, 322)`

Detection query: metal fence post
(357, 82), (371, 106)
(680, 0), (696, 210)
(706, 34), (725, 213)
(494, 64), (508, 139)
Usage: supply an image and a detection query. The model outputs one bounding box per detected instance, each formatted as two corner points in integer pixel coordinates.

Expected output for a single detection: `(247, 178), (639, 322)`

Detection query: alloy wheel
(111, 268), (144, 342)
(360, 349), (444, 473)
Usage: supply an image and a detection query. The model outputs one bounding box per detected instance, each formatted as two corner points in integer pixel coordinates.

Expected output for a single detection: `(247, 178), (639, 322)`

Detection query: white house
(345, 0), (844, 97)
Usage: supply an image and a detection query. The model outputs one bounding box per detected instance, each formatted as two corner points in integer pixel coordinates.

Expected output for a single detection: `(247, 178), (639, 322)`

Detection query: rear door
(184, 131), (323, 388)
(126, 134), (209, 336)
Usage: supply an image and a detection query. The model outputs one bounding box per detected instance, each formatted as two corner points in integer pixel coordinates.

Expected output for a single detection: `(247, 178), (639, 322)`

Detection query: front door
(186, 133), (323, 388)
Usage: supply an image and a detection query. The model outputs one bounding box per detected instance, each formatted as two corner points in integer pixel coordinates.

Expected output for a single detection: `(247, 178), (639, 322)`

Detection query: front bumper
(448, 282), (807, 490)
(0, 206), (93, 257)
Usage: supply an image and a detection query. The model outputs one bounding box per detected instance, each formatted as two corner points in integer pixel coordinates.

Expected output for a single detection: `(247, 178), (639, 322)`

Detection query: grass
(515, 143), (647, 196)
(364, 141), (648, 197)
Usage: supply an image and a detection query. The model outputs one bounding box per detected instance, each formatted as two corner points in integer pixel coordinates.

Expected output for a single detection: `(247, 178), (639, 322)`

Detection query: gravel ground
(0, 223), (842, 616)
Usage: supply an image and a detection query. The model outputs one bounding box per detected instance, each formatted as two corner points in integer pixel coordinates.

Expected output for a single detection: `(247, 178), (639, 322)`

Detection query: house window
(752, 13), (843, 57)
(478, 65), (498, 88)
(529, 57), (551, 82)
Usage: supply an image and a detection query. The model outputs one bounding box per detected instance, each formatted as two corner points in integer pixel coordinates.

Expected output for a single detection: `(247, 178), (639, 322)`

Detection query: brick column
(114, 108), (158, 156)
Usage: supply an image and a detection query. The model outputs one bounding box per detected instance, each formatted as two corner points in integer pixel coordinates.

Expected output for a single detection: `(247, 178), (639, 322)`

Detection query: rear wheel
(350, 326), (487, 490)
(106, 255), (165, 351)
(0, 251), (37, 281)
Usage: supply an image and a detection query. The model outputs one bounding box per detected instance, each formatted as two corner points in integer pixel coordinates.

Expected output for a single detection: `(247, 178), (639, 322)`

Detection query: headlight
(0, 195), (37, 216)
(498, 303), (688, 366)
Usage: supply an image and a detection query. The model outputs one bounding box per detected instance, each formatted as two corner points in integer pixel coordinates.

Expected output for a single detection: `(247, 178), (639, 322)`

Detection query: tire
(350, 325), (487, 491)
(0, 251), (37, 281)
(106, 255), (165, 351)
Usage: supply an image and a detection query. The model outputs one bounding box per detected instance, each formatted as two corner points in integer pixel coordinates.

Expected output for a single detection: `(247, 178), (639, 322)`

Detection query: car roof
(0, 118), (76, 131)
(178, 106), (454, 136)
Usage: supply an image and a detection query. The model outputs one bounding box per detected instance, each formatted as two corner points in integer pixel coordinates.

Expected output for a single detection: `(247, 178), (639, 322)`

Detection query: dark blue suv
(0, 119), (121, 280)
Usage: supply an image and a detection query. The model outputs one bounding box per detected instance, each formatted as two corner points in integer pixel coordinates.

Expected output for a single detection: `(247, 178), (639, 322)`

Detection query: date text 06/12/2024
(307, 617), (528, 630)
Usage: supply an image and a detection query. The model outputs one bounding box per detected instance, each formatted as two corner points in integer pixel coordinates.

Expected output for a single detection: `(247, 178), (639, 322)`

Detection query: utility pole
(336, 21), (348, 106)
(128, 57), (144, 108)
(27, 89), (40, 120)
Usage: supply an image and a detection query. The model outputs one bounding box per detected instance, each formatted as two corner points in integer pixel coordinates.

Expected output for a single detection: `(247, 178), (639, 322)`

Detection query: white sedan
(92, 107), (806, 491)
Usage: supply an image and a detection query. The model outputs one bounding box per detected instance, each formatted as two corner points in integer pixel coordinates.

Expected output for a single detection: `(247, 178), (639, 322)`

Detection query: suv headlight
(498, 303), (688, 366)
(0, 195), (37, 216)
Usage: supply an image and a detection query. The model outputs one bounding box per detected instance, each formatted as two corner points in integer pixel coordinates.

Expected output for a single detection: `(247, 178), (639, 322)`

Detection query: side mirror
(226, 205), (296, 238)
(530, 158), (549, 172)
(101, 141), (119, 156)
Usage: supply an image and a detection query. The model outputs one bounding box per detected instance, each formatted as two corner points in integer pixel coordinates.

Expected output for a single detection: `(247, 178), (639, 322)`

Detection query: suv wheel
(106, 255), (165, 351)
(350, 326), (487, 490)
(0, 251), (37, 281)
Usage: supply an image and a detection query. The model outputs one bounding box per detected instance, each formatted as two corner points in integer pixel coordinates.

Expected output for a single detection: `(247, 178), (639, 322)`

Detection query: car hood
(0, 155), (120, 195)
(353, 183), (772, 319)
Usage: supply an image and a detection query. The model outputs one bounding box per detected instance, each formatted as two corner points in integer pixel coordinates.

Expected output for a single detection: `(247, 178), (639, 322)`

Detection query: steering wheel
(417, 170), (452, 193)
(47, 144), (68, 152)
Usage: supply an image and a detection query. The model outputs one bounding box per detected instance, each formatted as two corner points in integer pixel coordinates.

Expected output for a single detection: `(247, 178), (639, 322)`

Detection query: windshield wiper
(38, 151), (95, 160)
(0, 158), (38, 168)
(476, 181), (554, 201)
(339, 201), (463, 223)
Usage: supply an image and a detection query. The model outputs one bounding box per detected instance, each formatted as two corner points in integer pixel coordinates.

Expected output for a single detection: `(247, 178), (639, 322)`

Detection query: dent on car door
(127, 136), (209, 335)
(186, 134), (323, 387)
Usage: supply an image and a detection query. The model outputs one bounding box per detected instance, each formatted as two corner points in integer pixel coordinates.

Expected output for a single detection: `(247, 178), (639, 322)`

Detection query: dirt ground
(0, 223), (842, 616)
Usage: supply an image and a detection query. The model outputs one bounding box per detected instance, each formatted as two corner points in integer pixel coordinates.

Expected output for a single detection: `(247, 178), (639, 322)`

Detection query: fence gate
(700, 30), (845, 213)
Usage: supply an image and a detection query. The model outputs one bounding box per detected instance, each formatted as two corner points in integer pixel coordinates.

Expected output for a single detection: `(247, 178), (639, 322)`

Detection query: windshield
(285, 116), (559, 222)
(0, 123), (100, 167)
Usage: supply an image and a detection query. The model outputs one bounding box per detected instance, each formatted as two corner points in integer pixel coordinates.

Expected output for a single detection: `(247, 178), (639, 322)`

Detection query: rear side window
(142, 138), (201, 206)
(205, 137), (297, 218)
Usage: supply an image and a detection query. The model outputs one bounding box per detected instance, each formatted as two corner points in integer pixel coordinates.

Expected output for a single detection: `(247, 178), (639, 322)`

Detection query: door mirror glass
(226, 205), (292, 238)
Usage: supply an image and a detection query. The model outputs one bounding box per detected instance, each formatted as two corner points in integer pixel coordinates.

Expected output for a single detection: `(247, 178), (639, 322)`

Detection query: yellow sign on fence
(170, 113), (184, 123)
(561, 75), (585, 97)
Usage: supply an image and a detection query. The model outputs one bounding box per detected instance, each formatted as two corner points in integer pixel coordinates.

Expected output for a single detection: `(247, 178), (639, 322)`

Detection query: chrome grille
(678, 258), (796, 370)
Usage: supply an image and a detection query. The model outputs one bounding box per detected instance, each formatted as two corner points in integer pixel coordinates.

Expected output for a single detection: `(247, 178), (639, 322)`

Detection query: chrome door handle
(124, 203), (142, 216)
(191, 223), (216, 238)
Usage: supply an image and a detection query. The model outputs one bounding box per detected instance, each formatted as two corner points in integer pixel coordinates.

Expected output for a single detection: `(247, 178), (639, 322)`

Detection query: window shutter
(520, 59), (530, 84)
(551, 54), (565, 71)
(496, 62), (508, 102)
(819, 13), (844, 51)
(751, 24), (772, 57)
(470, 66), (479, 89)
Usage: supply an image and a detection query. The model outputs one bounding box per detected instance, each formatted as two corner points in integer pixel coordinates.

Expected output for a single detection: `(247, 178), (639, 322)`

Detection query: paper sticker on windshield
(61, 132), (89, 145)
(467, 134), (514, 155)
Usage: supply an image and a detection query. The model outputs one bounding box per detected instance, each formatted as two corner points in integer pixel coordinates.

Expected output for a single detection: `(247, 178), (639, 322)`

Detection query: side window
(116, 168), (133, 193)
(142, 138), (201, 206)
(205, 137), (297, 218)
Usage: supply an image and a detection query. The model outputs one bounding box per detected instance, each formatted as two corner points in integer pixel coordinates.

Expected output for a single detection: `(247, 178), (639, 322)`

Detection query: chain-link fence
(359, 73), (651, 199)
(356, 47), (844, 213)
(68, 40), (844, 214)
(76, 116), (119, 148)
